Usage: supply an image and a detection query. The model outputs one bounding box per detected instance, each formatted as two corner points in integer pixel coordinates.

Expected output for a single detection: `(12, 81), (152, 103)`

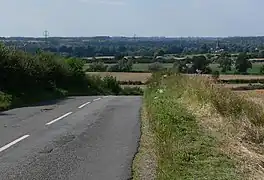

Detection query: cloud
(79, 0), (126, 5)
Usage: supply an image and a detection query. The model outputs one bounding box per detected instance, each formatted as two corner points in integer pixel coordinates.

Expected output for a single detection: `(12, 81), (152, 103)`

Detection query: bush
(102, 76), (122, 95)
(0, 92), (12, 111)
(121, 87), (143, 95)
(0, 44), (138, 109)
(88, 61), (108, 72)
(118, 81), (145, 85)
(211, 70), (220, 80)
(148, 62), (164, 72)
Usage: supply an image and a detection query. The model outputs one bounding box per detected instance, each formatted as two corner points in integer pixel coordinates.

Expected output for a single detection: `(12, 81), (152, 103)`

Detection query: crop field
(85, 62), (264, 73)
(210, 63), (264, 74)
(87, 71), (264, 83)
(87, 72), (152, 82)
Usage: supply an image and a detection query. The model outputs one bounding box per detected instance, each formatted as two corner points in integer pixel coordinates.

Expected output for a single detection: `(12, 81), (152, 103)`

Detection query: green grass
(85, 62), (264, 74)
(144, 77), (239, 179)
(141, 72), (264, 179)
(132, 63), (173, 71)
(210, 63), (264, 74)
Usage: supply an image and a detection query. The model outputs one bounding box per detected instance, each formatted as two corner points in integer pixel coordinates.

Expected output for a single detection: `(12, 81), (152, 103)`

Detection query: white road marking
(46, 112), (73, 126)
(93, 98), (101, 102)
(103, 96), (109, 98)
(0, 135), (30, 153)
(78, 102), (91, 109)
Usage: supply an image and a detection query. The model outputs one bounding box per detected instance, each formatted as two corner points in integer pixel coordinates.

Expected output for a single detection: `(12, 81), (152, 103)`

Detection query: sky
(0, 0), (263, 37)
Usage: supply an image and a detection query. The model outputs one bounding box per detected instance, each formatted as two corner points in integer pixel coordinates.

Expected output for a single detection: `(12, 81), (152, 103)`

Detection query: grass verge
(139, 72), (264, 179)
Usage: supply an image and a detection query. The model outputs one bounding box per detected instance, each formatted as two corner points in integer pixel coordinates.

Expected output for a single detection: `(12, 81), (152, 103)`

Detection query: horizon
(2, 35), (264, 39)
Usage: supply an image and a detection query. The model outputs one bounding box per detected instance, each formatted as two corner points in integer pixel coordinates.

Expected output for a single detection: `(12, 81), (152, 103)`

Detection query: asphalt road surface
(0, 96), (142, 180)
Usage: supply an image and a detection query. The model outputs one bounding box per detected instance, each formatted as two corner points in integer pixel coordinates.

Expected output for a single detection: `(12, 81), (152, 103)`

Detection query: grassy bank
(135, 72), (264, 179)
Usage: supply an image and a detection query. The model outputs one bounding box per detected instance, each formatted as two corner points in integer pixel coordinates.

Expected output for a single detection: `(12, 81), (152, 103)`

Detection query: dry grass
(86, 72), (152, 82)
(87, 72), (264, 83)
(220, 75), (264, 80)
(236, 90), (264, 108)
(218, 75), (264, 80)
(185, 74), (264, 80)
(222, 84), (253, 88)
(144, 73), (264, 179)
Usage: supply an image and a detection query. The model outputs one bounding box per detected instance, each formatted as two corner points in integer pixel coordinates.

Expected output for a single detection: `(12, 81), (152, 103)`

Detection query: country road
(0, 96), (142, 180)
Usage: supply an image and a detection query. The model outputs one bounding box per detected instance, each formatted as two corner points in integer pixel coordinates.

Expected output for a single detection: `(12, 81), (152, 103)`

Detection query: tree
(260, 65), (264, 74)
(88, 61), (108, 72)
(218, 52), (232, 73)
(148, 62), (164, 72)
(108, 58), (133, 72)
(114, 53), (124, 60)
(258, 50), (264, 58)
(191, 55), (210, 73)
(172, 60), (188, 73)
(235, 53), (252, 73)
(154, 49), (165, 58)
(211, 70), (220, 81)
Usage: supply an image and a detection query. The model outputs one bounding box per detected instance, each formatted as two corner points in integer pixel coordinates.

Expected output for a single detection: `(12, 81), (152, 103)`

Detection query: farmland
(85, 62), (264, 74)
(87, 72), (152, 83)
(87, 71), (264, 82)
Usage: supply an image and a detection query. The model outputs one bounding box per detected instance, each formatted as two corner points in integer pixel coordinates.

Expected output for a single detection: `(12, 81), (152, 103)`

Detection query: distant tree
(172, 61), (188, 73)
(154, 49), (165, 58)
(88, 61), (108, 72)
(108, 58), (133, 72)
(218, 52), (232, 73)
(260, 65), (264, 74)
(206, 53), (213, 60)
(114, 53), (124, 60)
(148, 62), (164, 72)
(258, 50), (264, 58)
(199, 44), (209, 54)
(191, 55), (210, 73)
(235, 53), (252, 73)
(211, 70), (220, 81)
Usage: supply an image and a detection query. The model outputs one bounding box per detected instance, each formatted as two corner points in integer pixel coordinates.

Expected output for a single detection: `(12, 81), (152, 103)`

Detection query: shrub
(211, 70), (220, 80)
(0, 92), (12, 111)
(121, 87), (143, 95)
(148, 62), (164, 72)
(102, 75), (122, 95)
(88, 61), (108, 72)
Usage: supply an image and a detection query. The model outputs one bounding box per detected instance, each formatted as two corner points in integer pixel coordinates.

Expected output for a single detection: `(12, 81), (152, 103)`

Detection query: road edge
(132, 104), (157, 180)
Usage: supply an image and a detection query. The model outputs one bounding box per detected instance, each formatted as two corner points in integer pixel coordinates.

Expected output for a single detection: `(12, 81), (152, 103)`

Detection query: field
(85, 62), (264, 74)
(87, 71), (264, 82)
(210, 63), (264, 74)
(87, 72), (152, 82)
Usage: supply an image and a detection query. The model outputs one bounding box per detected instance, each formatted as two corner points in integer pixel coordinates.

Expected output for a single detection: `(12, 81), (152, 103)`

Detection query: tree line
(88, 52), (257, 74)
(3, 36), (264, 58)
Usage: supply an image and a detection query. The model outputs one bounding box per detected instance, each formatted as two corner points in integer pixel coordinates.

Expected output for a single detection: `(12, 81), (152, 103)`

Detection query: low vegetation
(0, 44), (142, 111)
(136, 72), (264, 179)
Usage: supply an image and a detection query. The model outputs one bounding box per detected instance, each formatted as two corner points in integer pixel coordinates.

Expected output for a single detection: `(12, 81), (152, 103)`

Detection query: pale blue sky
(0, 0), (263, 37)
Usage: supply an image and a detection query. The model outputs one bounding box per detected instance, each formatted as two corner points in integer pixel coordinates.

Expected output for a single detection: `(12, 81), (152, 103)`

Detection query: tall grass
(144, 72), (264, 179)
